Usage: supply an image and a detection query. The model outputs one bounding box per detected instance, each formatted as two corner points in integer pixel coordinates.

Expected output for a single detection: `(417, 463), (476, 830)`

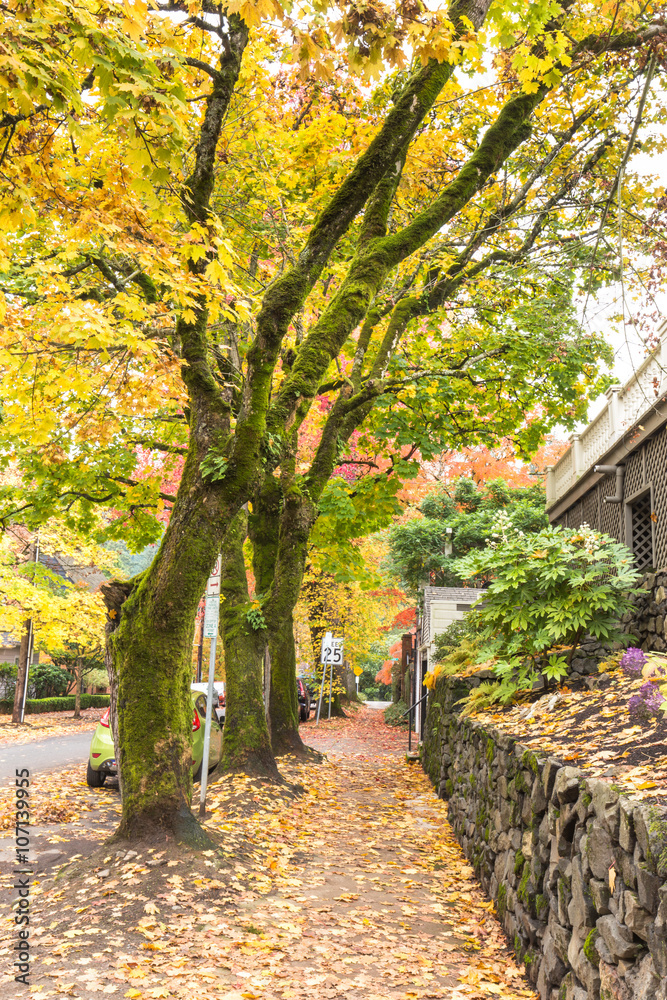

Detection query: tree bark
(250, 460), (319, 755)
(98, 17), (253, 843)
(216, 509), (280, 779)
(102, 438), (233, 845)
(267, 610), (303, 754)
(12, 620), (31, 724)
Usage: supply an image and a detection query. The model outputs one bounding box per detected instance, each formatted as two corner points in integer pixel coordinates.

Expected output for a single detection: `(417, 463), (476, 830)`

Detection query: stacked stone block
(624, 572), (667, 654)
(422, 678), (667, 1000)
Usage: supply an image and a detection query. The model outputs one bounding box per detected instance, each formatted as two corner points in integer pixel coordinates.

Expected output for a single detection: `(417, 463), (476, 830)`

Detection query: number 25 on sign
(321, 633), (344, 665)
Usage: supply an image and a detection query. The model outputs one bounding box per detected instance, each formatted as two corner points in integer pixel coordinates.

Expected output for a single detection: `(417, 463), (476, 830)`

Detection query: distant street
(0, 706), (393, 784)
(0, 732), (92, 783)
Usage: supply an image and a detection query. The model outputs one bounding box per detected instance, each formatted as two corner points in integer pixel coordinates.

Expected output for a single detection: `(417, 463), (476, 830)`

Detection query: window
(628, 490), (654, 571)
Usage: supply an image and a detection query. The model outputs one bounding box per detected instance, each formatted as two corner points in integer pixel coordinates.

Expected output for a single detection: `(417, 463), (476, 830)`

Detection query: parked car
(297, 678), (312, 721)
(190, 681), (226, 723)
(86, 687), (223, 788)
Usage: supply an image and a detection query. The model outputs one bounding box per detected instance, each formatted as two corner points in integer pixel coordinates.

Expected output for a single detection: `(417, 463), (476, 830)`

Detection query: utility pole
(12, 533), (40, 724)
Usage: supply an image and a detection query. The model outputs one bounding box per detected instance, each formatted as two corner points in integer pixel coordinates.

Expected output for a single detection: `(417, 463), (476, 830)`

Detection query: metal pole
(327, 659), (333, 719)
(315, 658), (327, 726)
(20, 532), (40, 724)
(199, 634), (217, 817)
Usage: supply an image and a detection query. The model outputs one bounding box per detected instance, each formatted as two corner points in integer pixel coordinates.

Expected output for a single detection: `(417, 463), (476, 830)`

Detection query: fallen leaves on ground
(0, 706), (105, 746)
(476, 661), (667, 801)
(0, 706), (535, 999)
(0, 762), (120, 832)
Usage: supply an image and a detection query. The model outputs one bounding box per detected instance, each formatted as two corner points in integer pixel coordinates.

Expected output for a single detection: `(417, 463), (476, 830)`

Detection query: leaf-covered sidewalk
(0, 706), (535, 1000)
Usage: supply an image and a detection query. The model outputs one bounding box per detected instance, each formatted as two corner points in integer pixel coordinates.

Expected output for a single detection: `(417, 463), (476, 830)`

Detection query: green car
(86, 687), (223, 788)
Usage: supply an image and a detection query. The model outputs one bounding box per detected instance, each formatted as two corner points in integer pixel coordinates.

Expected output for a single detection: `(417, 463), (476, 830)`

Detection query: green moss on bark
(216, 510), (280, 780)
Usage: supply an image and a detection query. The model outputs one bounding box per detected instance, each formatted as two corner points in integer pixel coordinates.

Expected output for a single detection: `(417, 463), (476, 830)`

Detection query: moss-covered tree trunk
(217, 509), (279, 778)
(103, 429), (236, 843)
(98, 15), (255, 843)
(267, 609), (303, 754)
(249, 456), (319, 754)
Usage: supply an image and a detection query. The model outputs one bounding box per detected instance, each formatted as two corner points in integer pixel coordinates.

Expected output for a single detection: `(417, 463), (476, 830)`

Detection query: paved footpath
(0, 706), (535, 1000)
(0, 732), (94, 783)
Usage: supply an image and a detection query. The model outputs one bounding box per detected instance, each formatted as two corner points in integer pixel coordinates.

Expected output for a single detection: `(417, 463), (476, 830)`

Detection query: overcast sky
(576, 118), (667, 425)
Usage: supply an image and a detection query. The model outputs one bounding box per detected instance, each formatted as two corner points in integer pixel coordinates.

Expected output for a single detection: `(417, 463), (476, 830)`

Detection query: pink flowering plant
(628, 681), (665, 722)
(620, 646), (647, 677)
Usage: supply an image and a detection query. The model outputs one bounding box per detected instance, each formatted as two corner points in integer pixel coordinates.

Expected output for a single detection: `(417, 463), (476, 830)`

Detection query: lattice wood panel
(569, 499), (584, 529)
(646, 435), (662, 481)
(600, 476), (621, 540)
(624, 449), (644, 497)
(647, 430), (667, 568)
(631, 491), (654, 570)
(583, 490), (599, 531)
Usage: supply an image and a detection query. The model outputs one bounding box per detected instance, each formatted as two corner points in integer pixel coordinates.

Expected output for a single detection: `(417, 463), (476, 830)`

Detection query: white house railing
(546, 317), (667, 507)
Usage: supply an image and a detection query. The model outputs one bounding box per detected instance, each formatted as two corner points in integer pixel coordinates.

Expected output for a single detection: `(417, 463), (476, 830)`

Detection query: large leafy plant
(454, 519), (641, 704)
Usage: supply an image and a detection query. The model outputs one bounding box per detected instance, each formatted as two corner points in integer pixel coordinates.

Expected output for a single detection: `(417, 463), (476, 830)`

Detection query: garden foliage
(453, 520), (641, 705)
(386, 479), (547, 593)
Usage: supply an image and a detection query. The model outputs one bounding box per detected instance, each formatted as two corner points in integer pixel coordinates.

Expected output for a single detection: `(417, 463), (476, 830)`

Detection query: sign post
(199, 554), (221, 817)
(316, 633), (344, 726)
(328, 660), (333, 719)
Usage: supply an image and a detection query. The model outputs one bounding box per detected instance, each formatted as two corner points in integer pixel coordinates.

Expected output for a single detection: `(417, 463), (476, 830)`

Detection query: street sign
(321, 633), (344, 665)
(353, 665), (363, 676)
(206, 554), (222, 597)
(202, 597), (219, 638)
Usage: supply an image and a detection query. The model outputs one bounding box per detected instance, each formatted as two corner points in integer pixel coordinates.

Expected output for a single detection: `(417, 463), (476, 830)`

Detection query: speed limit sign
(321, 632), (344, 665)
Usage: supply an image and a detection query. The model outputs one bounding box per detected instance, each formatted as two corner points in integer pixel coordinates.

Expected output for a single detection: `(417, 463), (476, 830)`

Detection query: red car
(297, 679), (311, 722)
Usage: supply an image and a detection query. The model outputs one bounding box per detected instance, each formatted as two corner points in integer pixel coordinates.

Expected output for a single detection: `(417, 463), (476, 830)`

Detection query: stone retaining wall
(422, 677), (667, 1000)
(626, 571), (667, 654)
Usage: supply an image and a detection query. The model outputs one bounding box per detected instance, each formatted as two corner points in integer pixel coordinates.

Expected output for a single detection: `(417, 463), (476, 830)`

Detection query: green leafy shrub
(0, 663), (17, 700)
(384, 699), (408, 726)
(0, 694), (110, 714)
(454, 520), (641, 705)
(30, 662), (70, 698)
(432, 614), (484, 659)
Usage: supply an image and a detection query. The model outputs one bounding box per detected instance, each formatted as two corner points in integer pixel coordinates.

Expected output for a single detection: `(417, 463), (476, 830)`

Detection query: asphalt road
(0, 732), (92, 783)
(0, 703), (393, 784)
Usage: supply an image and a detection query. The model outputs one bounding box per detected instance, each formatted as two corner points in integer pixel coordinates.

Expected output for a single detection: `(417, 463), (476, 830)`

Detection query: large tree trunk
(216, 509), (279, 779)
(102, 437), (233, 845)
(249, 466), (317, 755)
(267, 611), (303, 755)
(12, 620), (31, 724)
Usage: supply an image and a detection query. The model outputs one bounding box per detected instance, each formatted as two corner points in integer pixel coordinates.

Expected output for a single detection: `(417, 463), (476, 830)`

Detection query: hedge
(0, 694), (111, 715)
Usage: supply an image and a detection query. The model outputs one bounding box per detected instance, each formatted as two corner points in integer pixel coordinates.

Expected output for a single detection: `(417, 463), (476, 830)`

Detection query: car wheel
(192, 763), (202, 783)
(300, 705), (308, 722)
(86, 761), (105, 788)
